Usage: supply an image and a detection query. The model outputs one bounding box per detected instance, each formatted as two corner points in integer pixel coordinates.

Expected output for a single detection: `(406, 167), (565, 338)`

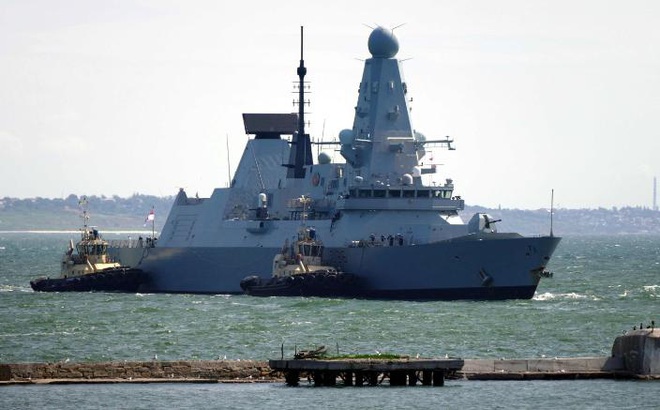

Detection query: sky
(1, 0), (659, 209)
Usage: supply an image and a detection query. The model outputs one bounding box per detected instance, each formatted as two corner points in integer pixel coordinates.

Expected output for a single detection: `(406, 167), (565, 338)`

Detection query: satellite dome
(368, 27), (399, 58)
(318, 152), (331, 164)
(339, 129), (355, 145)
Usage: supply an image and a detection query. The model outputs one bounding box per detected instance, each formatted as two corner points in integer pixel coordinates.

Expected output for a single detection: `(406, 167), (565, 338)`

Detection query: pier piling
(268, 358), (464, 387)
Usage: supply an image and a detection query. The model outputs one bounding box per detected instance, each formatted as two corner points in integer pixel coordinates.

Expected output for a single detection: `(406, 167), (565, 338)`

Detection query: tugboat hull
(30, 268), (145, 293)
(240, 271), (362, 298)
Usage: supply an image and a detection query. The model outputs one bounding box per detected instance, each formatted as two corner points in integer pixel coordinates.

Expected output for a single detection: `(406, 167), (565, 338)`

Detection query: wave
(642, 285), (658, 297)
(0, 330), (73, 338)
(617, 285), (658, 298)
(533, 292), (590, 301)
(0, 284), (32, 293)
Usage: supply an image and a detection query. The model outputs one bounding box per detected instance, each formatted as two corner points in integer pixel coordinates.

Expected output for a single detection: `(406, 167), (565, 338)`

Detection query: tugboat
(241, 207), (361, 297)
(30, 199), (145, 292)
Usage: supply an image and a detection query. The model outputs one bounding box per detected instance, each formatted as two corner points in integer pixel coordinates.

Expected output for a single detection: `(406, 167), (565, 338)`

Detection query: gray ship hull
(109, 234), (559, 300)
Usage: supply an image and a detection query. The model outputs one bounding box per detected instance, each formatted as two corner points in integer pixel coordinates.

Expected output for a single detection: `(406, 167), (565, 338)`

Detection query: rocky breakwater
(0, 360), (280, 384)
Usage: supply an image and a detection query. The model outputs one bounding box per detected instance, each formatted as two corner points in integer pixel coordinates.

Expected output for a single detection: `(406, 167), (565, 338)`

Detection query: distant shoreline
(1, 230), (658, 237)
(1, 192), (659, 235)
(0, 230), (155, 235)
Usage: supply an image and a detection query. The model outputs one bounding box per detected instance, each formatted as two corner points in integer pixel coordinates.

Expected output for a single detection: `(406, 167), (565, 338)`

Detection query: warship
(108, 26), (560, 299)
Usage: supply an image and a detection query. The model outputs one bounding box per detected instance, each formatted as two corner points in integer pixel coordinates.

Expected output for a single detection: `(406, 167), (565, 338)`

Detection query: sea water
(1, 233), (658, 409)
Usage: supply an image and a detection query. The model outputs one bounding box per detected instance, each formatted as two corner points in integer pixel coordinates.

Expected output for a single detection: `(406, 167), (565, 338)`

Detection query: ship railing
(348, 236), (408, 248)
(337, 196), (464, 211)
(107, 239), (156, 249)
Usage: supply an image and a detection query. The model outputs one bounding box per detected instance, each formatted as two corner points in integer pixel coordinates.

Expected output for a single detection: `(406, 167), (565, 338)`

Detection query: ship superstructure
(109, 27), (560, 299)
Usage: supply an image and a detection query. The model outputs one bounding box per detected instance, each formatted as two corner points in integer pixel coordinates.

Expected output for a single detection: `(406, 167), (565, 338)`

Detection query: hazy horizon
(3, 193), (658, 212)
(2, 1), (659, 209)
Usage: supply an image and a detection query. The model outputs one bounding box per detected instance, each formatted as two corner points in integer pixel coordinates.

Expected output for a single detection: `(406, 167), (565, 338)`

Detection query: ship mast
(297, 26), (306, 140)
(550, 189), (554, 237)
(287, 26), (313, 179)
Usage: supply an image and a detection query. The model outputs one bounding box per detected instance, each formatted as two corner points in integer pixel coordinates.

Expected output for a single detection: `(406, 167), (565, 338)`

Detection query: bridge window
(416, 190), (430, 198)
(389, 189), (401, 198)
(433, 190), (453, 199)
(373, 189), (386, 198)
(402, 190), (415, 198)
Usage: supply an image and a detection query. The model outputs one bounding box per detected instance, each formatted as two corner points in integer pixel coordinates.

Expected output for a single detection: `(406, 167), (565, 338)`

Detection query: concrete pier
(0, 360), (278, 385)
(458, 329), (660, 381)
(1, 329), (657, 385)
(268, 358), (464, 387)
(458, 357), (626, 380)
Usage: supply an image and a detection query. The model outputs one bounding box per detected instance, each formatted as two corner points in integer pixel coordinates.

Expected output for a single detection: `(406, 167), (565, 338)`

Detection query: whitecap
(0, 285), (33, 293)
(533, 292), (555, 301)
(0, 330), (72, 338)
(533, 292), (588, 301)
(562, 292), (588, 299)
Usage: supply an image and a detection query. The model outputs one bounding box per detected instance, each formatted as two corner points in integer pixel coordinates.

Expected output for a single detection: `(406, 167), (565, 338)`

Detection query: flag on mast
(145, 208), (155, 225)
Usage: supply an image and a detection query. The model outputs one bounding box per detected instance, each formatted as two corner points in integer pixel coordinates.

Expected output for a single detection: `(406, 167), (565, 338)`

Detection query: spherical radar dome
(318, 152), (331, 164)
(368, 27), (399, 58)
(339, 129), (355, 145)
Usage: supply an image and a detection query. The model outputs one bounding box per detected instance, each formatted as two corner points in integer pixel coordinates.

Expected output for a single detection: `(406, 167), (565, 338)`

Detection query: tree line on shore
(1, 194), (658, 235)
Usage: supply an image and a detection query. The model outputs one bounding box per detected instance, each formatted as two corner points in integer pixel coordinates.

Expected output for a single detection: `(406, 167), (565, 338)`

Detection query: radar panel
(242, 113), (298, 139)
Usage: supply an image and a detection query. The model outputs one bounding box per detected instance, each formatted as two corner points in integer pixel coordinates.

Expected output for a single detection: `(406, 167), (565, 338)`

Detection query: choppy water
(1, 233), (658, 409)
